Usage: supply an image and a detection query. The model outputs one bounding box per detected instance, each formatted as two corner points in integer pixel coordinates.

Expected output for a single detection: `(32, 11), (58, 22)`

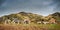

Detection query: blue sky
(0, 0), (60, 17)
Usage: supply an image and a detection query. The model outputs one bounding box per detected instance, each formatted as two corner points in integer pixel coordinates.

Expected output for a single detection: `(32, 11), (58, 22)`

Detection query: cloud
(0, 0), (60, 16)
(53, 0), (60, 12)
(0, 0), (6, 6)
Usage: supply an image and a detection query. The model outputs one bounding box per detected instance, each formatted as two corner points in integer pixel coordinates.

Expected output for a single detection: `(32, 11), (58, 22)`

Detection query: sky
(0, 0), (60, 17)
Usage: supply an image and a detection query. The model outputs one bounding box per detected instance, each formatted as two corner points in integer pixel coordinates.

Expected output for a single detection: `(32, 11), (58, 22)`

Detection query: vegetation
(0, 12), (60, 30)
(0, 12), (43, 24)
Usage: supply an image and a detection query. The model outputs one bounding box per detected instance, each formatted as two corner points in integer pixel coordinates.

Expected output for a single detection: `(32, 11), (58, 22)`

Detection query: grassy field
(0, 24), (60, 30)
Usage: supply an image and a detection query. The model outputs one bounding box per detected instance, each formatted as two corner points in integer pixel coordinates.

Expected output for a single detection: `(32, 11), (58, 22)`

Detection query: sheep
(43, 22), (49, 24)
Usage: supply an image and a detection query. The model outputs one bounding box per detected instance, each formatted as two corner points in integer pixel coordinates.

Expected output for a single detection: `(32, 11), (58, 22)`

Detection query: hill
(0, 12), (43, 24)
(46, 12), (60, 23)
(0, 12), (60, 24)
(0, 12), (60, 30)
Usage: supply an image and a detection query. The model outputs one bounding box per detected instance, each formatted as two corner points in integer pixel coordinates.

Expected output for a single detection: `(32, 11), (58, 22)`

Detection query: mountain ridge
(0, 12), (60, 24)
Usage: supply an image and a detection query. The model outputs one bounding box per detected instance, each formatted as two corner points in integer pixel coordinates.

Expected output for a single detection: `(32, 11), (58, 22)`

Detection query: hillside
(0, 12), (60, 30)
(0, 12), (60, 24)
(0, 12), (43, 24)
(50, 12), (60, 20)
(46, 12), (60, 23)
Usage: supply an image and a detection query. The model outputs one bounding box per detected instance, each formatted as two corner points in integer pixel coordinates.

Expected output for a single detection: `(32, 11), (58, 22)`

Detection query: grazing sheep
(37, 21), (41, 24)
(43, 22), (49, 24)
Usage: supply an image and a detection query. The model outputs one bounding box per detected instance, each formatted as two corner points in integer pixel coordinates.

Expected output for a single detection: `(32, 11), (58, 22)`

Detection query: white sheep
(43, 22), (49, 24)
